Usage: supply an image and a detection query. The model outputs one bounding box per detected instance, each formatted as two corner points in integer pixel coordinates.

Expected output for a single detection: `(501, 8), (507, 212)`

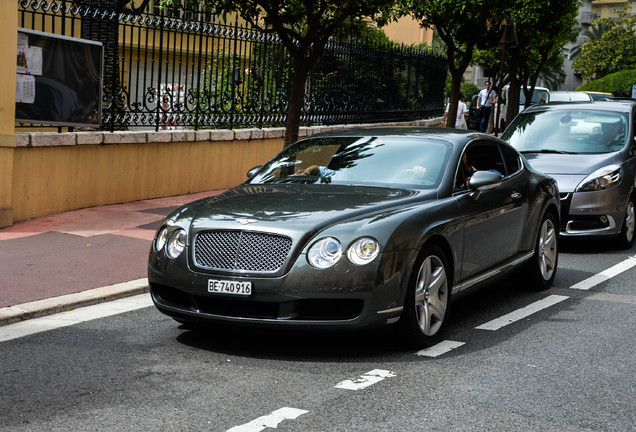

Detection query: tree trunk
(284, 64), (309, 148)
(446, 69), (463, 128)
(505, 77), (521, 126)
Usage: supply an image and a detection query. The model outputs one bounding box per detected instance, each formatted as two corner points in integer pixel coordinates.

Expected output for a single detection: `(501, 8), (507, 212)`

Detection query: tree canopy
(495, 0), (579, 127)
(573, 11), (636, 80)
(161, 0), (396, 147)
(396, 0), (502, 128)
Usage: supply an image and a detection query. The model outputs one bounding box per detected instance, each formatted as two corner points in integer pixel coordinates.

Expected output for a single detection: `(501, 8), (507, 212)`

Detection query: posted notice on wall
(17, 31), (43, 104)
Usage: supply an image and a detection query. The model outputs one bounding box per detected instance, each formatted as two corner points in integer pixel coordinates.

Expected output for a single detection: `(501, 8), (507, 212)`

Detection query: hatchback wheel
(617, 198), (635, 249)
(526, 211), (558, 290)
(400, 244), (451, 348)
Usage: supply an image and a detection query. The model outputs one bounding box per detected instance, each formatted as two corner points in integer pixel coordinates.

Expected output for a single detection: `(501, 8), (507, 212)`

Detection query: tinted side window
(500, 145), (521, 176)
(455, 142), (505, 189)
(467, 142), (505, 174)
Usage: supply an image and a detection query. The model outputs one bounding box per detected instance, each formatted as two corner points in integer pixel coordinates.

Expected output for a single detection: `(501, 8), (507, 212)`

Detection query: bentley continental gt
(149, 127), (560, 348)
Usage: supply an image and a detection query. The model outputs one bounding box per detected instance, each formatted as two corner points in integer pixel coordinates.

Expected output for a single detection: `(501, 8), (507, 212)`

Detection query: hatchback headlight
(308, 237), (342, 268)
(347, 237), (380, 265)
(166, 228), (187, 259)
(576, 165), (622, 192)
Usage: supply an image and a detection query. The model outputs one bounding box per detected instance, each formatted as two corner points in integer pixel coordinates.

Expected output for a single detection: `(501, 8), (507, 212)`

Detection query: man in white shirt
(476, 81), (497, 133)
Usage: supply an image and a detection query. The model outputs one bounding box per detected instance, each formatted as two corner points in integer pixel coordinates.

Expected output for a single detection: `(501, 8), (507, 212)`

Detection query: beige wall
(0, 1), (17, 227)
(9, 118), (441, 224)
(11, 132), (284, 222)
(382, 17), (433, 46)
(591, 0), (631, 18)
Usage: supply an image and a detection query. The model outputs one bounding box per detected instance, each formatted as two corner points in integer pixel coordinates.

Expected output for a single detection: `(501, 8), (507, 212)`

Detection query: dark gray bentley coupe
(149, 127), (560, 348)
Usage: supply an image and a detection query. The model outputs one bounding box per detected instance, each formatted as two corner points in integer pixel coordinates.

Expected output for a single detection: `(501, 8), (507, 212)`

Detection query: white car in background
(496, 85), (549, 132)
(538, 91), (593, 103)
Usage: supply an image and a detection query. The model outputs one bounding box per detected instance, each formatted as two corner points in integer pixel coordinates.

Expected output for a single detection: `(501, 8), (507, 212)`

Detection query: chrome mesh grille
(193, 231), (292, 272)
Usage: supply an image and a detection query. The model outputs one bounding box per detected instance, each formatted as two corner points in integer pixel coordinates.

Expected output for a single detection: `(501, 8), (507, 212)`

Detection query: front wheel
(525, 211), (558, 290)
(617, 198), (635, 249)
(400, 244), (451, 348)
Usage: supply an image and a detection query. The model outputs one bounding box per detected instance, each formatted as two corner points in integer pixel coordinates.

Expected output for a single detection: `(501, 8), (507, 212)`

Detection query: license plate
(208, 279), (252, 296)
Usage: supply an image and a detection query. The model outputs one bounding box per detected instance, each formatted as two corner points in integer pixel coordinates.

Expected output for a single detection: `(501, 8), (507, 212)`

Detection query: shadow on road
(175, 321), (410, 361)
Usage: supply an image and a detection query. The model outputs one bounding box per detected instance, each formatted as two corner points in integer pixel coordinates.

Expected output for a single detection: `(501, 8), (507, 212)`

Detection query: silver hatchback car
(502, 100), (636, 248)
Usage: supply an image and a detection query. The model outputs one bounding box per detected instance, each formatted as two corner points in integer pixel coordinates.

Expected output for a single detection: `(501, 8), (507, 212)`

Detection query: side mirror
(246, 166), (262, 179)
(468, 170), (502, 191)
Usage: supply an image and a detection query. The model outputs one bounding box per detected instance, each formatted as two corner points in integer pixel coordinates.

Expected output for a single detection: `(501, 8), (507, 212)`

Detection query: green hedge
(576, 69), (636, 97)
(444, 80), (480, 101)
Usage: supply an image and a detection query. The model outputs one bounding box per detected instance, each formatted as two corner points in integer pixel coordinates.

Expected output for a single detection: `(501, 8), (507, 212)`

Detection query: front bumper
(148, 250), (407, 330)
(559, 188), (627, 237)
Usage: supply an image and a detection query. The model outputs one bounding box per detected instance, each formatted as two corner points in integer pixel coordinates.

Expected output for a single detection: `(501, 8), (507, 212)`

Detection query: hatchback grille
(193, 230), (292, 272)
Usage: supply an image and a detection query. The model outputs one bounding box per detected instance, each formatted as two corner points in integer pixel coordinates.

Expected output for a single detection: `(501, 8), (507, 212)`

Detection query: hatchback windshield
(502, 110), (629, 154)
(249, 136), (451, 187)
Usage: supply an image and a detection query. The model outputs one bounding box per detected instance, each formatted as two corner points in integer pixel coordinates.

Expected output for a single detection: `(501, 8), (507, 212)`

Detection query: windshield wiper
(521, 149), (576, 155)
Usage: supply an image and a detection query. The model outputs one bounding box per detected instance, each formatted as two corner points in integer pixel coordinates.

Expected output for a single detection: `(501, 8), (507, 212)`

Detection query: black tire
(617, 198), (635, 249)
(400, 244), (451, 348)
(525, 211), (558, 290)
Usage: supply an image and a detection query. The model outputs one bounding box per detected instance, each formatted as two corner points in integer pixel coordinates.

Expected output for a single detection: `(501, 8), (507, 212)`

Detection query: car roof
(309, 126), (494, 145)
(523, 100), (636, 114)
(547, 91), (593, 101)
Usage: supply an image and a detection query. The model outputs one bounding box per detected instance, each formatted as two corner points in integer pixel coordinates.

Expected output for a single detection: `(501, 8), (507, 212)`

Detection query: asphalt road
(1, 239), (635, 432)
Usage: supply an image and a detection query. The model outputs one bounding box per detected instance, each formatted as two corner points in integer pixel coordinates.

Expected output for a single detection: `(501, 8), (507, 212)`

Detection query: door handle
(511, 192), (522, 199)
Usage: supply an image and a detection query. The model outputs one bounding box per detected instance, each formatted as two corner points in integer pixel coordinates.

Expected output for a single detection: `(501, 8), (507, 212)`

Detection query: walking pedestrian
(476, 81), (497, 133)
(442, 98), (468, 129)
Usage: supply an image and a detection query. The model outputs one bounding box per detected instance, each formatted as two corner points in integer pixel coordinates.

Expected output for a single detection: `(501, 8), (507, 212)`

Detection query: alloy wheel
(624, 200), (635, 243)
(414, 255), (448, 336)
(538, 217), (558, 281)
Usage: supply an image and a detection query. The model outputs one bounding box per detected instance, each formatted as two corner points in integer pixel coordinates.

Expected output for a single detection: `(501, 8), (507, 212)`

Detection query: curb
(0, 279), (150, 327)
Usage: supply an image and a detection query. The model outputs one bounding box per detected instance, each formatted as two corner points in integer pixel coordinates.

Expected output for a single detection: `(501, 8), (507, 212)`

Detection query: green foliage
(460, 82), (480, 101)
(443, 79), (479, 101)
(573, 11), (636, 80)
(576, 69), (636, 97)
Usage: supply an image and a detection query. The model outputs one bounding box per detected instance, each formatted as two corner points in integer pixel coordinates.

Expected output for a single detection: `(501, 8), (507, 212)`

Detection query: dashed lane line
(475, 295), (569, 331)
(570, 255), (636, 290)
(227, 370), (395, 431)
(416, 340), (465, 357)
(226, 407), (309, 432)
(335, 369), (396, 391)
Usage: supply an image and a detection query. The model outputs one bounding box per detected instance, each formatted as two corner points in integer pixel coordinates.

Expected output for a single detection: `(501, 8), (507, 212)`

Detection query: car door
(453, 141), (527, 282)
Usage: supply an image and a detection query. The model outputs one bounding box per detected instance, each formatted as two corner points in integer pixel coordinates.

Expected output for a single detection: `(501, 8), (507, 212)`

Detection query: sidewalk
(0, 189), (224, 326)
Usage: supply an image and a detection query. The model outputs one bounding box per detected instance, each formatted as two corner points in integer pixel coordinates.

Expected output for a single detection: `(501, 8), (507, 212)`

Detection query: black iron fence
(17, 1), (447, 131)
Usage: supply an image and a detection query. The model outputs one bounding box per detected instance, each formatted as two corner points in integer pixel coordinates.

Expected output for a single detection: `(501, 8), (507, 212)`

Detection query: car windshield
(502, 109), (629, 154)
(249, 136), (451, 188)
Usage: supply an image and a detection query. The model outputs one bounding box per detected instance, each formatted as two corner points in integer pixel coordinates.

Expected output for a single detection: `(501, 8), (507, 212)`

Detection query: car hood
(523, 152), (625, 193)
(523, 152), (618, 176)
(178, 184), (433, 237)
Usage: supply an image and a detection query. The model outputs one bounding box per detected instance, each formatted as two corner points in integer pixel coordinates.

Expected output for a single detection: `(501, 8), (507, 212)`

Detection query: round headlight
(307, 237), (342, 269)
(347, 237), (380, 265)
(576, 165), (622, 192)
(154, 227), (169, 252)
(166, 228), (187, 259)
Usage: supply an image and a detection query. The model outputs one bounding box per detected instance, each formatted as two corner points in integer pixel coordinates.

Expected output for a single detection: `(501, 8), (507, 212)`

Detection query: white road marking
(335, 369), (396, 391)
(570, 255), (636, 290)
(416, 340), (465, 357)
(0, 294), (152, 343)
(475, 295), (569, 331)
(226, 407), (308, 432)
